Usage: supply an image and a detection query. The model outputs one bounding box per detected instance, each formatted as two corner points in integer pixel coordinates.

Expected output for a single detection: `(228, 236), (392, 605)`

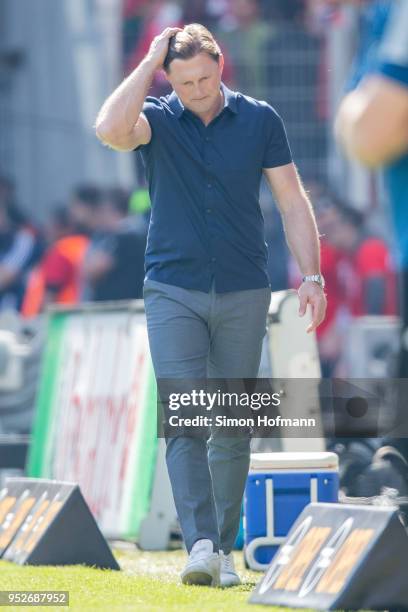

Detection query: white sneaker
(220, 550), (241, 587)
(181, 539), (220, 587)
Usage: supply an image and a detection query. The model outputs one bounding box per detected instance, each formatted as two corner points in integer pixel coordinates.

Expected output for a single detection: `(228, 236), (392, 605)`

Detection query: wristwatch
(302, 274), (325, 289)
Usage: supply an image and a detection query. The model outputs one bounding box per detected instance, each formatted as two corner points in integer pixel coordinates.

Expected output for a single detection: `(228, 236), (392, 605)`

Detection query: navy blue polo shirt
(137, 83), (292, 292)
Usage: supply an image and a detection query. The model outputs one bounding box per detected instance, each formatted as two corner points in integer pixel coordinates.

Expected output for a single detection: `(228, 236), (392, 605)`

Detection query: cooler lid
(250, 451), (338, 471)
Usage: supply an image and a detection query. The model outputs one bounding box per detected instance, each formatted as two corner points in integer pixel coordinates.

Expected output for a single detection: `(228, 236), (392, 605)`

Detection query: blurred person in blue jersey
(96, 23), (326, 588)
(319, 0), (392, 88)
(336, 0), (408, 494)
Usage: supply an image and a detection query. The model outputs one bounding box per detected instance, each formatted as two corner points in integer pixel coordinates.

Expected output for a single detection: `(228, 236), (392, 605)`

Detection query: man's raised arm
(95, 27), (181, 152)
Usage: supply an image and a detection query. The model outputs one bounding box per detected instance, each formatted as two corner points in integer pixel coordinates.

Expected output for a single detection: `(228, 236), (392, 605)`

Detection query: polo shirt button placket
(204, 132), (215, 277)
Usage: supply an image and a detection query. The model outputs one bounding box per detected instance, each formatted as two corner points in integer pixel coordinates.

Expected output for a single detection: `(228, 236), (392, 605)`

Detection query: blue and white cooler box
(244, 452), (339, 571)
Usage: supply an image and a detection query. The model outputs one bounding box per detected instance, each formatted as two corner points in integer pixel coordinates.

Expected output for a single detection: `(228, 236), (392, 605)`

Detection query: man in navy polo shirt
(96, 24), (326, 587)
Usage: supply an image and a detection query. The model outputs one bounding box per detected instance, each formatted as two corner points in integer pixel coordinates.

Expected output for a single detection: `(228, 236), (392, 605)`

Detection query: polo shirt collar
(221, 83), (238, 114)
(169, 82), (238, 118)
(168, 91), (185, 117)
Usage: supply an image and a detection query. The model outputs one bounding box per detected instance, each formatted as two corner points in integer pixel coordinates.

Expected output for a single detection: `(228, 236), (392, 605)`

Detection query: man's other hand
(298, 281), (327, 333)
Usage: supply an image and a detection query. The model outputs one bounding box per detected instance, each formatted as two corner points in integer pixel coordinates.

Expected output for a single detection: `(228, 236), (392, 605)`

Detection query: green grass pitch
(0, 548), (318, 611)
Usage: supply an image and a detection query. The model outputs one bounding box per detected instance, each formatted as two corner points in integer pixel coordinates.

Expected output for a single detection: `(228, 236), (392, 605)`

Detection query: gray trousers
(143, 278), (270, 554)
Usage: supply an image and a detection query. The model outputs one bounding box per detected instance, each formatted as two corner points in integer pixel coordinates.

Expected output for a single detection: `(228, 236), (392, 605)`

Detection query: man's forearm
(95, 57), (157, 142)
(280, 195), (321, 276)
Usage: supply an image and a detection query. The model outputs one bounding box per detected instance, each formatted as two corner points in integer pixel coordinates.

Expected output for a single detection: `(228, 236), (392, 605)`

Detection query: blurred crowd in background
(0, 177), (149, 313)
(0, 0), (401, 379)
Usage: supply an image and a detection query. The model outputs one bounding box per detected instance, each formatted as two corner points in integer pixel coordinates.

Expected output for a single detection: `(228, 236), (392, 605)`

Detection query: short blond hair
(163, 24), (221, 72)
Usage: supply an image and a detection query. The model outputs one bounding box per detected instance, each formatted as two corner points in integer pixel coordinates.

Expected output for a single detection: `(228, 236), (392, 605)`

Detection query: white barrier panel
(27, 302), (158, 540)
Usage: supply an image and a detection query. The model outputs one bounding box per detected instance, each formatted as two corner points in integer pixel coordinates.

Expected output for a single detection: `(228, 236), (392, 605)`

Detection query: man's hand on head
(298, 281), (327, 333)
(146, 27), (183, 71)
